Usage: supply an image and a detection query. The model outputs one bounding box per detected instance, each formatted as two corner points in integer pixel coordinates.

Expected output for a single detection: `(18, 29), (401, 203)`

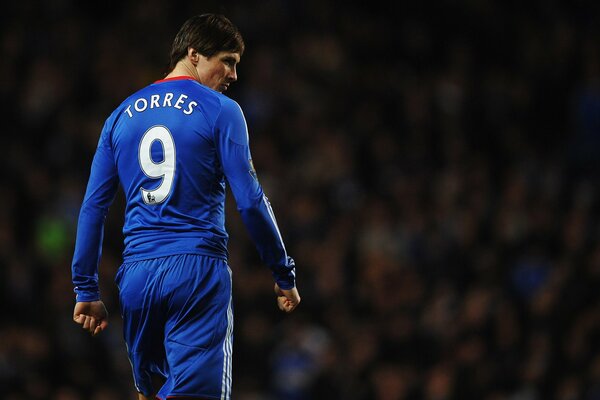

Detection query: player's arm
(216, 98), (300, 312)
(71, 116), (120, 333)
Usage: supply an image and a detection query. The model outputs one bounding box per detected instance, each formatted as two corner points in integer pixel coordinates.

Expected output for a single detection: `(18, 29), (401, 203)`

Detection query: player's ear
(188, 48), (200, 65)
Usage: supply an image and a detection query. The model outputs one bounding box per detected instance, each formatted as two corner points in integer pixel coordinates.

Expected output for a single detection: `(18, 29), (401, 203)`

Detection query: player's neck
(165, 60), (201, 83)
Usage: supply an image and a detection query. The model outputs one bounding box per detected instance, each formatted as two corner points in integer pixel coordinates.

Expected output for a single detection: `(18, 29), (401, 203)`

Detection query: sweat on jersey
(71, 76), (295, 302)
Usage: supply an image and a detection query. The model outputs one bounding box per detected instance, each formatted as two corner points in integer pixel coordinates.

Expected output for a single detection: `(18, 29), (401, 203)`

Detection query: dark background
(1, 0), (600, 399)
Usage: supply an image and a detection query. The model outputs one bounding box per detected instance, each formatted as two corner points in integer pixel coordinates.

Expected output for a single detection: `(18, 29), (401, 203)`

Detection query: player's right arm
(71, 114), (120, 309)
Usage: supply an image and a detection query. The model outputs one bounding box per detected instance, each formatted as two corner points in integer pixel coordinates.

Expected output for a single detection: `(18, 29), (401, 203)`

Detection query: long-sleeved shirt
(71, 76), (295, 302)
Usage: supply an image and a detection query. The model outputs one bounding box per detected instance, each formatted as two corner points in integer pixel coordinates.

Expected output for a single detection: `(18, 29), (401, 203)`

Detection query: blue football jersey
(72, 76), (295, 302)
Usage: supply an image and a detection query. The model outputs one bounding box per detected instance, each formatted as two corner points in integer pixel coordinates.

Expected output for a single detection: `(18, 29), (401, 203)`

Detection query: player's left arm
(71, 116), (120, 334)
(216, 98), (298, 298)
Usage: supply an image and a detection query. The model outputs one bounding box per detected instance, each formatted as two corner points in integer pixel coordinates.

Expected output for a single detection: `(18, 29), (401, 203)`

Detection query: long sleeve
(215, 98), (296, 289)
(71, 118), (120, 302)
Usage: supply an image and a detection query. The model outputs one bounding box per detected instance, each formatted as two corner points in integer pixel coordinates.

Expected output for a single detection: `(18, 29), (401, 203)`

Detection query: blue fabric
(72, 78), (295, 302)
(115, 254), (233, 399)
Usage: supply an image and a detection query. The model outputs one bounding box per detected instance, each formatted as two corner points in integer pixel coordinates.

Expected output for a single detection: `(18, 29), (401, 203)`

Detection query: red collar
(154, 76), (196, 84)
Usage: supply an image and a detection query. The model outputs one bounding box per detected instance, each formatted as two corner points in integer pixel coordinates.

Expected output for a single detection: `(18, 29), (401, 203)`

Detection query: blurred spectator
(2, 0), (600, 398)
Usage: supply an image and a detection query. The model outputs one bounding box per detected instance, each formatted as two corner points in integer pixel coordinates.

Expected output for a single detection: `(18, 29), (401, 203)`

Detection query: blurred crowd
(1, 1), (600, 399)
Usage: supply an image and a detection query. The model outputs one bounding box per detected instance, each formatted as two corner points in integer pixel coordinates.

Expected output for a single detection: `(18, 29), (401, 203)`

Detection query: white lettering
(174, 94), (188, 110)
(126, 93), (196, 117)
(150, 94), (160, 108)
(163, 93), (174, 107)
(134, 98), (148, 112)
(184, 101), (197, 115)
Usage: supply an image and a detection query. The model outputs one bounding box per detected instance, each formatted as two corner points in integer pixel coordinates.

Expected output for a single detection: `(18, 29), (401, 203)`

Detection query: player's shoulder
(187, 83), (247, 132)
(213, 95), (248, 145)
(214, 93), (244, 121)
(179, 80), (241, 111)
(100, 83), (163, 136)
(180, 83), (246, 128)
(110, 84), (152, 116)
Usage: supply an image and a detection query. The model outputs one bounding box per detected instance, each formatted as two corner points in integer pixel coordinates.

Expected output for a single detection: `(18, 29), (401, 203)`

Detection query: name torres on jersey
(124, 92), (197, 118)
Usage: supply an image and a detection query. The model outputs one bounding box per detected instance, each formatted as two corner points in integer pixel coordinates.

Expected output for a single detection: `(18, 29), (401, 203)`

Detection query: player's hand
(274, 283), (301, 313)
(73, 301), (108, 337)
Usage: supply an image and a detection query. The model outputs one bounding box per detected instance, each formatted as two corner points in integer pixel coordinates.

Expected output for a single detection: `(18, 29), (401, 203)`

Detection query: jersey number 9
(138, 125), (176, 205)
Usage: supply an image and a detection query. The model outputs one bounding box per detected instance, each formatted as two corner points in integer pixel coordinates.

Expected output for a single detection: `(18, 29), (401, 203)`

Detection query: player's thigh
(161, 255), (232, 391)
(116, 259), (167, 366)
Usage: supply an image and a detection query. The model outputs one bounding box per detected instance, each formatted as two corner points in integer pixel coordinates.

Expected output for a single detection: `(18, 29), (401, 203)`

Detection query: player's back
(107, 77), (229, 261)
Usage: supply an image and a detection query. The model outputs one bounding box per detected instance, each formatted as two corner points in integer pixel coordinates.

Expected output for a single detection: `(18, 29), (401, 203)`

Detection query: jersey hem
(122, 249), (227, 264)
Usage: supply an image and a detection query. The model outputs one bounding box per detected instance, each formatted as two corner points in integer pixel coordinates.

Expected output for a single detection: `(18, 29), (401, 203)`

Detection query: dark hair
(169, 14), (245, 70)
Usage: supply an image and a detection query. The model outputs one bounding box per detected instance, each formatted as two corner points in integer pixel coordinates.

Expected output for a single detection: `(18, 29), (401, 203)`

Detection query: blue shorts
(115, 254), (233, 399)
